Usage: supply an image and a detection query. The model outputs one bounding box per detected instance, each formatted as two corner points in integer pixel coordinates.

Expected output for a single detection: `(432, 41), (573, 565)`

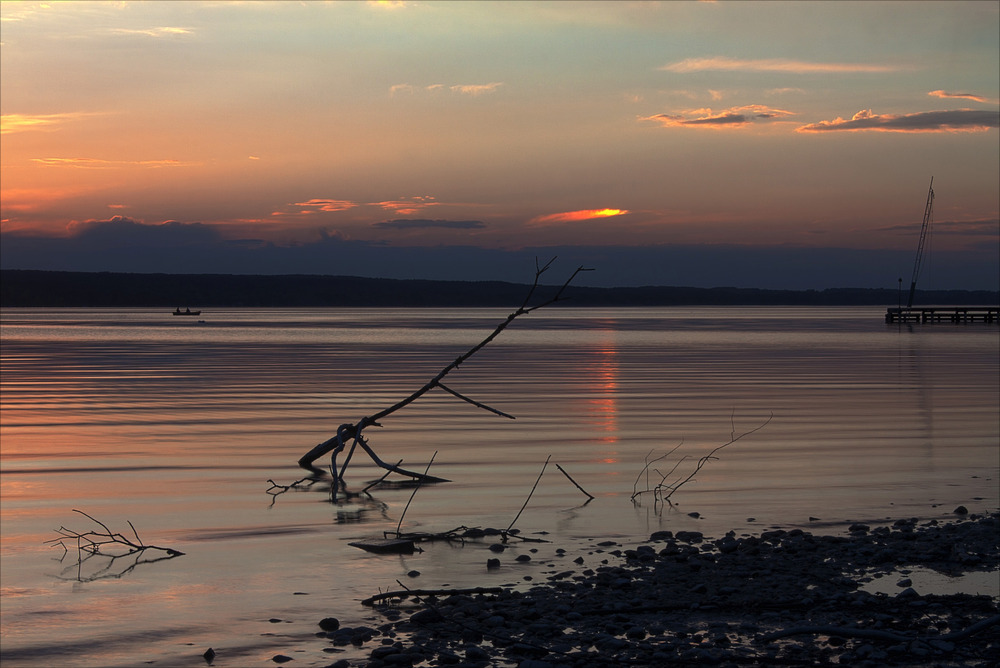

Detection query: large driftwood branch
(297, 260), (590, 490)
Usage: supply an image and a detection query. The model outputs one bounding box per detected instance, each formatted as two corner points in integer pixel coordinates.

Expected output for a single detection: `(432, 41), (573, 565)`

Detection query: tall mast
(906, 177), (934, 308)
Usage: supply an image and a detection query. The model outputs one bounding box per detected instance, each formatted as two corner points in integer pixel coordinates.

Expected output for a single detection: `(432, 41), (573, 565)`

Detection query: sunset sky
(1, 1), (998, 289)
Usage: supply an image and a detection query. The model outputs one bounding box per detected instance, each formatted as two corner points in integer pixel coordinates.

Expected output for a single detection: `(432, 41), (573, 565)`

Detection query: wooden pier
(885, 306), (999, 324)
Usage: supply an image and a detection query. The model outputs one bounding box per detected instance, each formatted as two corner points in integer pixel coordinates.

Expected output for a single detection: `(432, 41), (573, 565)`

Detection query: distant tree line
(1, 270), (996, 308)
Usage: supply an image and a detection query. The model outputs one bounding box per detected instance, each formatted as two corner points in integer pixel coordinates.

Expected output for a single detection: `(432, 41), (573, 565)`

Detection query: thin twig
(555, 463), (594, 500)
(505, 455), (550, 537)
(394, 452), (437, 536)
(362, 459), (405, 494)
(661, 413), (772, 502)
(437, 383), (516, 419)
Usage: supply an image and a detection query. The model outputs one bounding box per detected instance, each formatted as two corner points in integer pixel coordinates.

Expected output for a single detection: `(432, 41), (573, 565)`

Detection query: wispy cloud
(928, 90), (990, 103)
(373, 219), (486, 230)
(375, 196), (440, 216)
(529, 209), (628, 225)
(285, 195), (445, 218)
(640, 105), (795, 129)
(450, 83), (503, 96)
(390, 82), (504, 97)
(797, 108), (999, 133)
(291, 199), (359, 213)
(111, 27), (192, 37)
(1, 112), (96, 135)
(389, 84), (417, 96)
(661, 57), (898, 74)
(30, 157), (195, 168)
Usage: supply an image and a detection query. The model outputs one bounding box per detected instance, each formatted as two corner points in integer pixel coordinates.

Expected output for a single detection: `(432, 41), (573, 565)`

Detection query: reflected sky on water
(2, 307), (997, 666)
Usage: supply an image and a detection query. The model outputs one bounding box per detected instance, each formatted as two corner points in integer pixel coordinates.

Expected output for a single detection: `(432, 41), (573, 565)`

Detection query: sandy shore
(302, 511), (999, 667)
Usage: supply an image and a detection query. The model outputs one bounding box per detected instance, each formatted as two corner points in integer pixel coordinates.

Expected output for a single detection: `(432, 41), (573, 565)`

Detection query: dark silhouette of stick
(393, 452), (437, 536)
(555, 463), (594, 500)
(505, 455), (550, 537)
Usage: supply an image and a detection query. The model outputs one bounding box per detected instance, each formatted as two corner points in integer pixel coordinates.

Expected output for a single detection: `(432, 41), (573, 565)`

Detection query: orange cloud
(30, 157), (195, 168)
(641, 105), (794, 129)
(797, 108), (999, 133)
(660, 57), (897, 74)
(530, 208), (628, 225)
(1, 112), (96, 135)
(375, 195), (439, 215)
(928, 90), (989, 103)
(292, 199), (359, 213)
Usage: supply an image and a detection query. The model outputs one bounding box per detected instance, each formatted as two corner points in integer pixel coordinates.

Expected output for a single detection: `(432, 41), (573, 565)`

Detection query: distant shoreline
(2, 269), (997, 308)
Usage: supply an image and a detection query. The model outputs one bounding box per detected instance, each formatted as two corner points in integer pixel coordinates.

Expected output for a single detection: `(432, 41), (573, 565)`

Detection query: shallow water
(1, 306), (998, 666)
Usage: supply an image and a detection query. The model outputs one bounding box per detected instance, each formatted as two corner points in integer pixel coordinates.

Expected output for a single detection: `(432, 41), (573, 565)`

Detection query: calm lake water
(1, 306), (998, 667)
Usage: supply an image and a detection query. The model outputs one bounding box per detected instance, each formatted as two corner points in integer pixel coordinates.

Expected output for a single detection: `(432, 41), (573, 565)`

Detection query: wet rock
(202, 647), (215, 663)
(465, 645), (490, 661)
(271, 655), (294, 664)
(954, 505), (969, 514)
(486, 558), (501, 570)
(674, 531), (703, 543)
(319, 617), (340, 632)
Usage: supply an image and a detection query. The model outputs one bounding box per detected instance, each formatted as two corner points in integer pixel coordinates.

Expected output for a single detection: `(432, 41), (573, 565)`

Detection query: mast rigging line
(906, 177), (934, 308)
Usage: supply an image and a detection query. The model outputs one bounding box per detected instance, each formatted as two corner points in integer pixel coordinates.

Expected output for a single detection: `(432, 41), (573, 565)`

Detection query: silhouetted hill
(1, 270), (997, 308)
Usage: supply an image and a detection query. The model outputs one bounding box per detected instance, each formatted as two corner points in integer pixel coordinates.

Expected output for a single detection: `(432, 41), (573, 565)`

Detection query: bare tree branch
(46, 510), (184, 582)
(632, 414), (772, 509)
(295, 260), (591, 491)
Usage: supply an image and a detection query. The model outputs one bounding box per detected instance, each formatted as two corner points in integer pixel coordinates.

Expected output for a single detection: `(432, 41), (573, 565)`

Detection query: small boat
(172, 307), (201, 316)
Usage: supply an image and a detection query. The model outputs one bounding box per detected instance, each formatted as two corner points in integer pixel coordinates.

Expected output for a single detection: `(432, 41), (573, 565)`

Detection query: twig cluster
(46, 509), (184, 582)
(631, 413), (772, 511)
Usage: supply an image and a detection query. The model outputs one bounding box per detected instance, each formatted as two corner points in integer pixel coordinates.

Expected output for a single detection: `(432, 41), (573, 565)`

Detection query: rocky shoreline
(309, 512), (999, 667)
